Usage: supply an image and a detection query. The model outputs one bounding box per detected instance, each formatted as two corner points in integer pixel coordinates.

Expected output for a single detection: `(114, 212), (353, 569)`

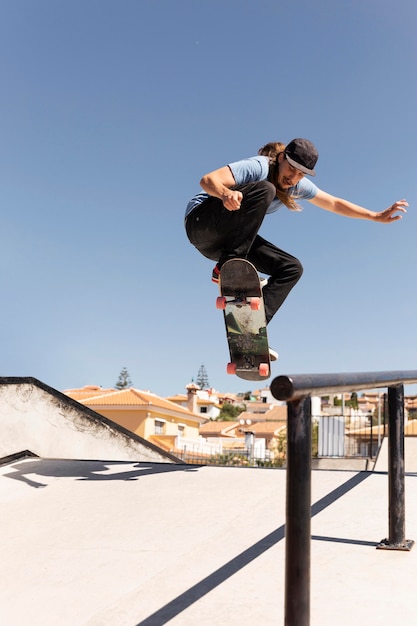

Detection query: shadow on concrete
(136, 471), (373, 626)
(312, 535), (378, 547)
(2, 460), (200, 488)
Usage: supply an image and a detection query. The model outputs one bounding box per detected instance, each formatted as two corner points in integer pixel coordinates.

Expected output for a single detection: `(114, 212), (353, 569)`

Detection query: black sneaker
(211, 264), (221, 283)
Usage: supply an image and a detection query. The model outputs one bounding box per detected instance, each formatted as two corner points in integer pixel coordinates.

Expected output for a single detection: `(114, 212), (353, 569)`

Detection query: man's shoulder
(228, 154), (269, 168)
(294, 177), (318, 199)
(228, 155), (269, 183)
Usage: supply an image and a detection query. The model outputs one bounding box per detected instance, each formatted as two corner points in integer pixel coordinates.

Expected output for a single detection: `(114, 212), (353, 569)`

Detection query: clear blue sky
(1, 0), (416, 397)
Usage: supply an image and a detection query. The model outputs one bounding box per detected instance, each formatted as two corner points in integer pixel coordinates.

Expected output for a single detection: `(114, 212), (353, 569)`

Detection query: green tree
(115, 367), (133, 389)
(347, 392), (359, 409)
(218, 402), (246, 421)
(334, 393), (359, 409)
(196, 364), (210, 389)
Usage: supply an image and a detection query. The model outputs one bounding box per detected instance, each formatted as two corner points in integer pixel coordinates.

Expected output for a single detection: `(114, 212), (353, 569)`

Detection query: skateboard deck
(216, 259), (270, 381)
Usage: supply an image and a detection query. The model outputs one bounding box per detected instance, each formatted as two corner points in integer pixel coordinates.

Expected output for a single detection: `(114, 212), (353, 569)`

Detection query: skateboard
(216, 258), (270, 381)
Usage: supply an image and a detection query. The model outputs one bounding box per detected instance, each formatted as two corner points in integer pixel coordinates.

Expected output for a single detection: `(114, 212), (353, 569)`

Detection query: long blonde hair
(258, 142), (302, 211)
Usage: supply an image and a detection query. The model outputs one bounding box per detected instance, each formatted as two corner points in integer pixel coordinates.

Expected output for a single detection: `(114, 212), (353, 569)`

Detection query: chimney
(186, 382), (200, 414)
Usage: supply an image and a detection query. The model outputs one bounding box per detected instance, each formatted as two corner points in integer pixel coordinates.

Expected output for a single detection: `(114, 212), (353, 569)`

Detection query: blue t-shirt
(185, 155), (318, 218)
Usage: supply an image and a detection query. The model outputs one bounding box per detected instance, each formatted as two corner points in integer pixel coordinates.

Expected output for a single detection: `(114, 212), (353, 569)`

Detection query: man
(185, 139), (407, 357)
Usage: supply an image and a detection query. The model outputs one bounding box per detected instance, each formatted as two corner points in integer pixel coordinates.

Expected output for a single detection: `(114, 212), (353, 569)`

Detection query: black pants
(185, 181), (303, 323)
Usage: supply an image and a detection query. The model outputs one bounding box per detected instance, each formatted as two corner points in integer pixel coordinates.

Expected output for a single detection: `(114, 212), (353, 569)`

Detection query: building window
(200, 406), (208, 414)
(178, 425), (185, 437)
(155, 420), (165, 435)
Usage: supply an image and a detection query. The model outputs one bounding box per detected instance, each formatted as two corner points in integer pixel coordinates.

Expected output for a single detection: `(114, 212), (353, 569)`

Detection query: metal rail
(270, 370), (417, 626)
(270, 369), (417, 401)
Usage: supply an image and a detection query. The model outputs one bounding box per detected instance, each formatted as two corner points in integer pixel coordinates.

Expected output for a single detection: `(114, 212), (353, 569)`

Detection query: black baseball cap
(284, 138), (318, 176)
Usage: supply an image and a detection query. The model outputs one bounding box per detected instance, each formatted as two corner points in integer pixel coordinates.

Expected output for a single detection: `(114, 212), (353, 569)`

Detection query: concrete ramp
(0, 377), (179, 463)
(374, 436), (417, 472)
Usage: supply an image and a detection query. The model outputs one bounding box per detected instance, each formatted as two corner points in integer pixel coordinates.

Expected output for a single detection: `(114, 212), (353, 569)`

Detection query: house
(63, 385), (207, 453)
(167, 383), (222, 420)
(199, 420), (242, 440)
(198, 405), (287, 460)
(230, 387), (285, 414)
(237, 405), (287, 423)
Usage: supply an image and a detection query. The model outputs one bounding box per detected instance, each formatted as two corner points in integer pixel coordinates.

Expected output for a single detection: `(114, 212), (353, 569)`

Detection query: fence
(318, 411), (384, 458)
(270, 369), (417, 626)
(176, 416), (383, 468)
(174, 435), (270, 466)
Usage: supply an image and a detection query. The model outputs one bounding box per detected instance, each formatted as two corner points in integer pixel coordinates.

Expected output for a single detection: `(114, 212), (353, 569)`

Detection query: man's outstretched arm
(309, 189), (408, 223)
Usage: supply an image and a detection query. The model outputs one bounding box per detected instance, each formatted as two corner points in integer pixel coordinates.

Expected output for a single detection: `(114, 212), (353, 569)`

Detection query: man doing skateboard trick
(185, 138), (408, 360)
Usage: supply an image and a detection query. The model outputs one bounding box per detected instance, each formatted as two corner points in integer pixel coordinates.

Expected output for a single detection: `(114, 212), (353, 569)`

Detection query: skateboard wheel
(250, 297), (261, 311)
(226, 362), (237, 375)
(216, 296), (227, 310)
(259, 363), (269, 377)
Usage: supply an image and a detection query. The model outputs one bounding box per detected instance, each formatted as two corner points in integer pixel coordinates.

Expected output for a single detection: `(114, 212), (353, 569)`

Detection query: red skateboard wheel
(259, 363), (269, 377)
(250, 297), (261, 311)
(216, 296), (227, 310)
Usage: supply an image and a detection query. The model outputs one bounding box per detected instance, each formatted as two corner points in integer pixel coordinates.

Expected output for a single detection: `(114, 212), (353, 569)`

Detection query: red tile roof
(63, 386), (202, 419)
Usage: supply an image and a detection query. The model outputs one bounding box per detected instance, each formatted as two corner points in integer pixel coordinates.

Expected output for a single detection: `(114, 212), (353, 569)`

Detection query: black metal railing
(270, 370), (417, 626)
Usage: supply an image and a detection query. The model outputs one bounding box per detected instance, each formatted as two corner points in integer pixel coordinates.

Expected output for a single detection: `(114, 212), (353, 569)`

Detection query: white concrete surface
(1, 458), (417, 626)
(0, 379), (177, 463)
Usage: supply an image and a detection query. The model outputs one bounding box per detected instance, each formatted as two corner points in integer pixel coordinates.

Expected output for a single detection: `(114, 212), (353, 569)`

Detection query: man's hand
(375, 199), (408, 223)
(222, 189), (243, 211)
(199, 166), (243, 210)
